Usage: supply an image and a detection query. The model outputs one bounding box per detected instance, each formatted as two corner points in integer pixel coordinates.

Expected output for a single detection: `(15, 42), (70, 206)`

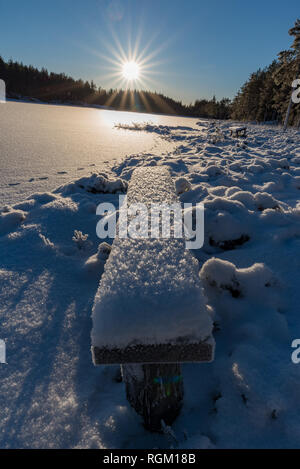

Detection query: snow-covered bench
(91, 167), (214, 365)
(229, 126), (247, 138)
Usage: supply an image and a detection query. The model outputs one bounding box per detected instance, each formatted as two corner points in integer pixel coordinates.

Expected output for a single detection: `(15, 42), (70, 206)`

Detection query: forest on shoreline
(0, 56), (230, 119)
(231, 19), (300, 127)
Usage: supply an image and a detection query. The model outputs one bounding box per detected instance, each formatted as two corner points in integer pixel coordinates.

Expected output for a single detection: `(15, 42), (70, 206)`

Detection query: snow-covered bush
(39, 233), (55, 249)
(72, 230), (92, 250)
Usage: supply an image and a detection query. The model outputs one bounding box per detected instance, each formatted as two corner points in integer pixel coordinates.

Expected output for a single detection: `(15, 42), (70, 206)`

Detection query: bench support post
(122, 363), (184, 432)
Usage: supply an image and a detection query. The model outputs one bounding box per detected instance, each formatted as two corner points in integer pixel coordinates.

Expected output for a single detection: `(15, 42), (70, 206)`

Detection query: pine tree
(231, 18), (300, 126)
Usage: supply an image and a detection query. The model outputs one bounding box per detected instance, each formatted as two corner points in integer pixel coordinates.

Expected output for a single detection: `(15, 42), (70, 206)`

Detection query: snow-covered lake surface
(0, 101), (195, 206)
(1, 102), (300, 448)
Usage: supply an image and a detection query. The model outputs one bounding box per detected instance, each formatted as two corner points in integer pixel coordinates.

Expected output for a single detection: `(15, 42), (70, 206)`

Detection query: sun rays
(85, 25), (170, 95)
(76, 21), (179, 114)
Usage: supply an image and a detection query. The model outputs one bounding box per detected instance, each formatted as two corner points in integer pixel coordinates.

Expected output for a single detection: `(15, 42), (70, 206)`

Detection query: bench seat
(91, 167), (215, 365)
(229, 126), (247, 137)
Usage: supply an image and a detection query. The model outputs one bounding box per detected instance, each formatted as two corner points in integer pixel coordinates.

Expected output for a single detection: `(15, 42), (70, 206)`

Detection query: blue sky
(0, 0), (299, 103)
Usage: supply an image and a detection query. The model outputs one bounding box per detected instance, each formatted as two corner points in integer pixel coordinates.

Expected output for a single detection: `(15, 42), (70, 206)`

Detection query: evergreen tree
(231, 18), (300, 127)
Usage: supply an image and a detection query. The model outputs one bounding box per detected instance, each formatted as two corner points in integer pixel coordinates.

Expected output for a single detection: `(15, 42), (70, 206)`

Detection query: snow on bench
(91, 166), (214, 365)
(229, 126), (247, 137)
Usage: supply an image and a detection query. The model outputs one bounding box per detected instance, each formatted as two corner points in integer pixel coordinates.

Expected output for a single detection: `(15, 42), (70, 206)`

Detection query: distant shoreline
(6, 96), (114, 111)
(5, 96), (208, 120)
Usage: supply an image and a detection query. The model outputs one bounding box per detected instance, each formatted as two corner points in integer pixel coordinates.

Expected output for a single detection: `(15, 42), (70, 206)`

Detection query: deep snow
(0, 107), (300, 448)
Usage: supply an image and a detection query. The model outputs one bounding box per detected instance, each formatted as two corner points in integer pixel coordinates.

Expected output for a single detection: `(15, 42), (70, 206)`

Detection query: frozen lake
(0, 101), (200, 206)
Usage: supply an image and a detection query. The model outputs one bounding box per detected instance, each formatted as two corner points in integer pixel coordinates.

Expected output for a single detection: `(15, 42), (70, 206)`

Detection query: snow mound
(200, 258), (278, 300)
(0, 209), (27, 236)
(84, 242), (112, 273)
(175, 177), (191, 195)
(228, 191), (256, 210)
(228, 191), (280, 212)
(56, 173), (128, 195)
(30, 192), (57, 205)
(203, 164), (224, 178)
(204, 197), (252, 251)
(254, 192), (280, 211)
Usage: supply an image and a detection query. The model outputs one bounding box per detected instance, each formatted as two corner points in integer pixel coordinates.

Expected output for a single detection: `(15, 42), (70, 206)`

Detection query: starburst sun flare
(122, 61), (140, 81)
(89, 27), (168, 95)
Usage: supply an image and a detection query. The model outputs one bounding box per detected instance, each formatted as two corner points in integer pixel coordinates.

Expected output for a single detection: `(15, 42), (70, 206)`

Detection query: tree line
(0, 55), (230, 119)
(231, 19), (300, 126)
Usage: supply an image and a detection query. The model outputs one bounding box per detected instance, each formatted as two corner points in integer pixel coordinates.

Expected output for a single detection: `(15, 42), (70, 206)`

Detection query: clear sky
(0, 0), (299, 103)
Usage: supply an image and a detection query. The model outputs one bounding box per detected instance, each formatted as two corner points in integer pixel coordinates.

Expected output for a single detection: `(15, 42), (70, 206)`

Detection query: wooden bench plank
(91, 166), (215, 365)
(92, 338), (214, 365)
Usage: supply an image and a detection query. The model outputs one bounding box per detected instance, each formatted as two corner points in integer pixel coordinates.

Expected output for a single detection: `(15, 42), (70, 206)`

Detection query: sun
(122, 61), (140, 81)
(88, 31), (166, 98)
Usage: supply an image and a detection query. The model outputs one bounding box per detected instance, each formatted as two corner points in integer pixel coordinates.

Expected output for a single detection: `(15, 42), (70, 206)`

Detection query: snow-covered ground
(1, 103), (300, 448)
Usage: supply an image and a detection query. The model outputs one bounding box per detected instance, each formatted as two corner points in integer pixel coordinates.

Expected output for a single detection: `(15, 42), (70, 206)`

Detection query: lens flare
(122, 61), (140, 81)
